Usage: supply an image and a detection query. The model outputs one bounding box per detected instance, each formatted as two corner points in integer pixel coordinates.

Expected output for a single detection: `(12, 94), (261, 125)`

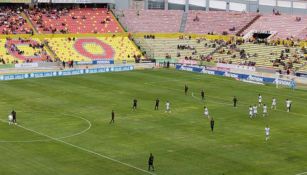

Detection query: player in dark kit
(210, 118), (214, 132)
(155, 98), (160, 110)
(148, 153), (155, 171)
(233, 96), (238, 108)
(11, 110), (16, 124)
(184, 84), (188, 95)
(110, 110), (115, 124)
(201, 89), (205, 100)
(132, 99), (137, 110)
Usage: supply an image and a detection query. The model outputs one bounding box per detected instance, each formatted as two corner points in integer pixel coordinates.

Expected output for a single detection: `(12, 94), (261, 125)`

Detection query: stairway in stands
(236, 14), (261, 36)
(21, 12), (38, 34)
(179, 12), (188, 33)
(22, 12), (59, 60)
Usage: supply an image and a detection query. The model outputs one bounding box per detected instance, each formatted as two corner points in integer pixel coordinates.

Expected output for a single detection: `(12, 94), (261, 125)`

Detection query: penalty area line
(296, 172), (307, 175)
(0, 119), (156, 175)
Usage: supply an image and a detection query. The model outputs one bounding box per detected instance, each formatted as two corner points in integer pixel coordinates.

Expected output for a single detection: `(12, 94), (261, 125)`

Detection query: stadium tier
(135, 37), (219, 61)
(185, 11), (259, 35)
(0, 7), (32, 34)
(0, 38), (52, 64)
(213, 42), (306, 70)
(47, 36), (142, 63)
(244, 14), (307, 40)
(117, 10), (183, 33)
(26, 7), (123, 34)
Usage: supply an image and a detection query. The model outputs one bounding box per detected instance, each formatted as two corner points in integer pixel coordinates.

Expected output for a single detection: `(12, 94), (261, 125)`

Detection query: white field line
(296, 172), (307, 175)
(0, 119), (156, 175)
(0, 113), (92, 143)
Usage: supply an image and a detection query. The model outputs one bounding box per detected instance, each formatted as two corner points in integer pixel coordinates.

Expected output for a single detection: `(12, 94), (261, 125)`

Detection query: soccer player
(265, 125), (270, 141)
(8, 114), (13, 125)
(286, 99), (291, 112)
(184, 84), (188, 95)
(110, 110), (115, 124)
(249, 106), (253, 118)
(210, 117), (215, 132)
(132, 99), (137, 111)
(148, 153), (155, 171)
(253, 105), (258, 117)
(204, 106), (209, 118)
(155, 98), (160, 110)
(165, 101), (171, 113)
(271, 98), (277, 110)
(11, 110), (17, 124)
(258, 94), (262, 106)
(201, 89), (205, 100)
(233, 96), (238, 108)
(263, 104), (268, 117)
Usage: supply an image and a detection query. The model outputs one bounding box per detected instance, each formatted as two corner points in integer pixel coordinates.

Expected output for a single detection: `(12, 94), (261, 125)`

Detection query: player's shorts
(204, 112), (208, 116)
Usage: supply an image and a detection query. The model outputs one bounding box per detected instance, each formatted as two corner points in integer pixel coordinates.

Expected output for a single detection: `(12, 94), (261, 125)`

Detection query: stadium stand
(0, 6), (33, 34)
(0, 37), (52, 64)
(185, 11), (259, 35)
(116, 10), (183, 33)
(213, 42), (306, 70)
(244, 14), (307, 40)
(47, 36), (143, 63)
(26, 7), (123, 34)
(135, 37), (219, 61)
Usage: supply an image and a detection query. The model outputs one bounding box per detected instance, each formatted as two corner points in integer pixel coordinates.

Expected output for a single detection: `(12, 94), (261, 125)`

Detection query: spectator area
(117, 10), (183, 33)
(26, 7), (123, 34)
(0, 38), (52, 64)
(47, 36), (142, 63)
(135, 37), (218, 61)
(244, 14), (307, 40)
(185, 11), (258, 35)
(212, 43), (306, 70)
(0, 7), (32, 34)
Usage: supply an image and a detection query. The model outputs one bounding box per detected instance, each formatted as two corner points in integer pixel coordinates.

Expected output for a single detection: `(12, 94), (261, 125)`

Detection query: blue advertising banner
(176, 65), (295, 88)
(0, 65), (134, 81)
(76, 60), (114, 65)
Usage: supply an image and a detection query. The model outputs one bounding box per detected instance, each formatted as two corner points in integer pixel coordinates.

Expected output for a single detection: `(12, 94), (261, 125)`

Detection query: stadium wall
(176, 64), (296, 88)
(0, 65), (134, 81)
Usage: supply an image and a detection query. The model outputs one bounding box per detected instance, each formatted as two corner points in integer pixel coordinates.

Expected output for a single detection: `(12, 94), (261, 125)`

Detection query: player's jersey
(265, 127), (270, 135)
(249, 107), (253, 115)
(253, 106), (258, 113)
(263, 106), (267, 113)
(286, 100), (291, 107)
(272, 98), (276, 106)
(204, 108), (209, 115)
(258, 96), (262, 102)
(8, 114), (13, 121)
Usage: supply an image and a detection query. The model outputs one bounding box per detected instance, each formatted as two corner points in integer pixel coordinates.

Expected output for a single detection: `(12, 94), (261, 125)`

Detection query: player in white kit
(258, 94), (262, 106)
(8, 114), (13, 125)
(286, 99), (291, 112)
(204, 106), (209, 118)
(165, 101), (171, 113)
(263, 104), (268, 117)
(265, 126), (270, 141)
(271, 98), (277, 110)
(249, 106), (253, 118)
(253, 105), (258, 117)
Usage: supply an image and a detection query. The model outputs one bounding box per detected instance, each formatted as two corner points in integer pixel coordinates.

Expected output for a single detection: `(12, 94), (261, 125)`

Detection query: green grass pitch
(0, 68), (306, 175)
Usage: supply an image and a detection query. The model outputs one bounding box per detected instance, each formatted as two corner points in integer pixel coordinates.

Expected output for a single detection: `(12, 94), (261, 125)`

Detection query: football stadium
(0, 0), (306, 174)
